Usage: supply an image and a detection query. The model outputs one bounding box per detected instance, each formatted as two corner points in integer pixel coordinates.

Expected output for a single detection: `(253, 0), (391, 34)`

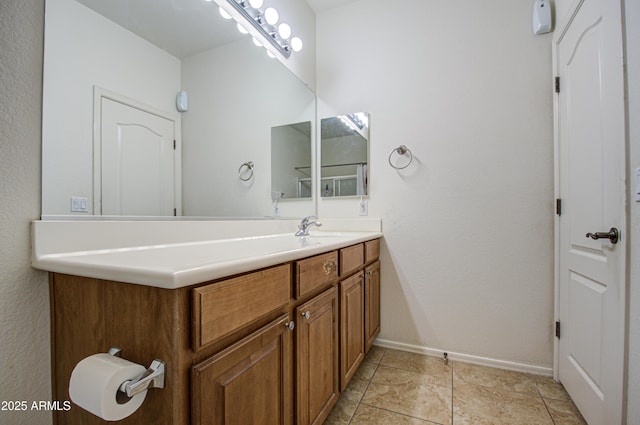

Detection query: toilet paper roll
(69, 353), (148, 421)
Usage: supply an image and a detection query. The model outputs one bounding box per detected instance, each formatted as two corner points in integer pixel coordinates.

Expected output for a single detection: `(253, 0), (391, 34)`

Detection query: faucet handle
(301, 215), (318, 223)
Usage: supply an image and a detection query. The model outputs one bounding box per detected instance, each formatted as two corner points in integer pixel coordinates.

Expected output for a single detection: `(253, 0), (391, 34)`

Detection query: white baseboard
(374, 338), (553, 377)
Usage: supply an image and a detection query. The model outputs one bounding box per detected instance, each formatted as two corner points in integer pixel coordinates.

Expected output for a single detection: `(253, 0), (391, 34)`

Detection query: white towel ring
(388, 145), (413, 170)
(238, 161), (254, 181)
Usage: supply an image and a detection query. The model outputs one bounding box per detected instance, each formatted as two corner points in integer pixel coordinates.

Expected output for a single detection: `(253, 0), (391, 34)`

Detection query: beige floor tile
(362, 365), (452, 424)
(350, 404), (437, 425)
(533, 375), (571, 401)
(544, 398), (587, 425)
(322, 397), (358, 425)
(453, 381), (553, 425)
(353, 360), (378, 381)
(381, 349), (452, 382)
(342, 374), (370, 403)
(365, 346), (386, 364)
(454, 362), (539, 397)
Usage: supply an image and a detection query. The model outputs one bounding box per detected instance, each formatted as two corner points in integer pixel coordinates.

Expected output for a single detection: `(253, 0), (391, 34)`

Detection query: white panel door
(101, 98), (176, 216)
(555, 0), (626, 423)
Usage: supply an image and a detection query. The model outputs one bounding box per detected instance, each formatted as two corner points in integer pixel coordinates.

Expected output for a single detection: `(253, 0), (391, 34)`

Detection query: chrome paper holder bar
(108, 347), (166, 398)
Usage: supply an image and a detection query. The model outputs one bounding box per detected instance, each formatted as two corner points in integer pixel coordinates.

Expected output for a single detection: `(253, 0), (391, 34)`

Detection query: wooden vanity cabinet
(339, 272), (365, 391)
(191, 314), (294, 425)
(295, 287), (339, 425)
(49, 238), (381, 425)
(365, 261), (381, 353)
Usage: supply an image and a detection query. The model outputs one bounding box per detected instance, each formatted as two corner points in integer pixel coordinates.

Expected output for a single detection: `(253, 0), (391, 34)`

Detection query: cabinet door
(365, 261), (381, 353)
(296, 287), (339, 425)
(191, 314), (293, 425)
(339, 272), (365, 391)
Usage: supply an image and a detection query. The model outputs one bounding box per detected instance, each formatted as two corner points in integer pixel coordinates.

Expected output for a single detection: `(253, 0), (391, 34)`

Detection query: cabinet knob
(302, 311), (310, 320)
(322, 259), (337, 275)
(284, 321), (295, 331)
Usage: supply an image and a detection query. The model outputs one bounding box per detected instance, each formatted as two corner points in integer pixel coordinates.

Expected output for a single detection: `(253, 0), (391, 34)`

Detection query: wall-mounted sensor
(532, 0), (551, 35)
(176, 90), (188, 112)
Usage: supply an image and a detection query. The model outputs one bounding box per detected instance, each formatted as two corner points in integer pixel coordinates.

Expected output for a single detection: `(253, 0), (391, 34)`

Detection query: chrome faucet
(295, 216), (322, 236)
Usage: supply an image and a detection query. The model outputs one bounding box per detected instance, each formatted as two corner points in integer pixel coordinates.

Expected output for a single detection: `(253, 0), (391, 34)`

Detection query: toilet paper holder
(108, 347), (165, 398)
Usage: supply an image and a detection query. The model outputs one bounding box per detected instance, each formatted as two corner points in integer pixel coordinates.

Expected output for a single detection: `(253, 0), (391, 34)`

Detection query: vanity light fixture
(236, 23), (249, 34)
(263, 7), (279, 25)
(340, 113), (366, 131)
(278, 23), (291, 39)
(219, 7), (232, 19)
(216, 0), (303, 59)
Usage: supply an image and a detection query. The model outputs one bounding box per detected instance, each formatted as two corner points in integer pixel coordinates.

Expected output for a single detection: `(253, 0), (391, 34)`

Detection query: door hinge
(555, 77), (560, 93)
(555, 321), (561, 338)
(173, 140), (176, 150)
(556, 198), (562, 216)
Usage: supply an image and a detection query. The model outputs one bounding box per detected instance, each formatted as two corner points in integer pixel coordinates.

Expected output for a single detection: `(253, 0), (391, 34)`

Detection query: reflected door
(556, 0), (626, 423)
(100, 98), (176, 216)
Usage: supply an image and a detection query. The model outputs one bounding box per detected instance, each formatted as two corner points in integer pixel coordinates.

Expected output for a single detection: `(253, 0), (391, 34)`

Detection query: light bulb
(264, 7), (279, 25)
(278, 23), (291, 39)
(290, 37), (303, 52)
(266, 50), (276, 58)
(218, 7), (232, 19)
(249, 0), (263, 8)
(252, 37), (262, 47)
(237, 23), (249, 34)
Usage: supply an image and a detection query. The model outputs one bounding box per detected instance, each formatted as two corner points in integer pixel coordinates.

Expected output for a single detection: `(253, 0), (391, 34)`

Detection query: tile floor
(324, 347), (587, 425)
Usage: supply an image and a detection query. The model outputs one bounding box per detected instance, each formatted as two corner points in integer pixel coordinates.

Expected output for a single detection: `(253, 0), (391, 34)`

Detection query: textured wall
(317, 0), (555, 368)
(0, 0), (52, 424)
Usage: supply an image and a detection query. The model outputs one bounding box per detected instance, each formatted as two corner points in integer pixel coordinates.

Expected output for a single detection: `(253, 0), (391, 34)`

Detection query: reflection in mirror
(320, 113), (369, 197)
(41, 0), (316, 219)
(271, 122), (312, 201)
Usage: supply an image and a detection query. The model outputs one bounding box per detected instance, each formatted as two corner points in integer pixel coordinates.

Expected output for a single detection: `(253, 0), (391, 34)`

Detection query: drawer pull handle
(302, 311), (310, 320)
(323, 259), (337, 275)
(285, 321), (295, 331)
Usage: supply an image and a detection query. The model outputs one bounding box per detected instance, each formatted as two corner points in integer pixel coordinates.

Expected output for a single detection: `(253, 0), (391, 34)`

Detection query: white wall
(623, 0), (639, 422)
(181, 39), (315, 218)
(0, 0), (52, 424)
(41, 0), (181, 215)
(317, 0), (555, 369)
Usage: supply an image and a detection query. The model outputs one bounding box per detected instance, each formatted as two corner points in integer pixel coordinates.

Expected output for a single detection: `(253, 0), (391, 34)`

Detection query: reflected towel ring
(238, 161), (254, 181)
(388, 145), (413, 169)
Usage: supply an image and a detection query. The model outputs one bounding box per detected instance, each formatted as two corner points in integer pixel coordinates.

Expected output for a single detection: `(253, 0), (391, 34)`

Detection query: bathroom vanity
(34, 220), (381, 425)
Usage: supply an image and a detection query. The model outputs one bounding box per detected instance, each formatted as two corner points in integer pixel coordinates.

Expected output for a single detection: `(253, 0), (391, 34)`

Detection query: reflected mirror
(271, 121), (313, 201)
(41, 0), (315, 219)
(320, 112), (369, 197)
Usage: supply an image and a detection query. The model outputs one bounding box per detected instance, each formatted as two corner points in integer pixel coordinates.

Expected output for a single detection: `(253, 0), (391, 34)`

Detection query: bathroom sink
(33, 226), (382, 289)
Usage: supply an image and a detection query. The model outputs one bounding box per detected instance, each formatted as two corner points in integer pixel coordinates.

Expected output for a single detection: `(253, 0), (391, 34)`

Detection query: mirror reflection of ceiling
(76, 0), (362, 58)
(305, 0), (361, 13)
(76, 0), (242, 58)
(321, 116), (360, 139)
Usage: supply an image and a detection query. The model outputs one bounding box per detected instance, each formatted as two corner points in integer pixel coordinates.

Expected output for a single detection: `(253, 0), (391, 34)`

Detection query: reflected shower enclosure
(320, 112), (369, 197)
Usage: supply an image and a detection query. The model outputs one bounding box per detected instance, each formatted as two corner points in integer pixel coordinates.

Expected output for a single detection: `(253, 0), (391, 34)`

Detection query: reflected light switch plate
(71, 196), (89, 212)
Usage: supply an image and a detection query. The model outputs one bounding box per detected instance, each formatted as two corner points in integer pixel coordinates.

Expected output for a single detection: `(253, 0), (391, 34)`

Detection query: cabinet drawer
(364, 239), (380, 264)
(192, 264), (291, 352)
(295, 251), (338, 299)
(339, 244), (364, 276)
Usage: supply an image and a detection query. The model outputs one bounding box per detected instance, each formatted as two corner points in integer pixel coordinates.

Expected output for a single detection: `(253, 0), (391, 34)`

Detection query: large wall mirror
(41, 0), (316, 219)
(320, 112), (369, 197)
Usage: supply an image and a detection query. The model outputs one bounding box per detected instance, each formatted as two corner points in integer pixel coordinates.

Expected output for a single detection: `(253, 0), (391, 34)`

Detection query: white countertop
(32, 219), (382, 289)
